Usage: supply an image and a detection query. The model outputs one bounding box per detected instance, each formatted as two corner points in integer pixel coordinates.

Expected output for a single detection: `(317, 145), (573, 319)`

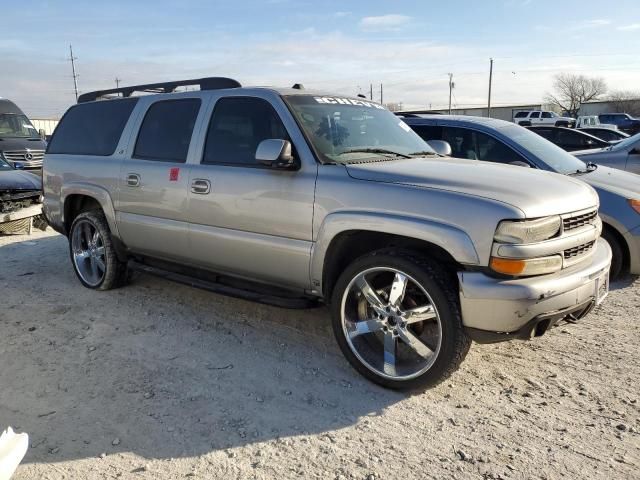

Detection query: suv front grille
(2, 149), (45, 168)
(564, 241), (595, 260)
(563, 210), (597, 232)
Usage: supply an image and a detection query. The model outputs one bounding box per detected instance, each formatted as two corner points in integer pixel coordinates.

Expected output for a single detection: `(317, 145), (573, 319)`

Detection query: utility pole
(370, 83), (373, 101)
(380, 83), (383, 104)
(115, 77), (122, 88)
(448, 73), (454, 114)
(487, 58), (494, 118)
(69, 44), (79, 101)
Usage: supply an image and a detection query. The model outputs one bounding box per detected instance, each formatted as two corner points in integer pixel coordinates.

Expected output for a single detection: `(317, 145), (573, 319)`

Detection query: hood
(580, 165), (640, 198)
(345, 157), (598, 218)
(0, 169), (42, 191)
(0, 137), (47, 151)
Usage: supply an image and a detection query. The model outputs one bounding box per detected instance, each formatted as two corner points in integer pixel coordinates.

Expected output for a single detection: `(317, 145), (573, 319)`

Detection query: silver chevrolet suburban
(43, 77), (612, 389)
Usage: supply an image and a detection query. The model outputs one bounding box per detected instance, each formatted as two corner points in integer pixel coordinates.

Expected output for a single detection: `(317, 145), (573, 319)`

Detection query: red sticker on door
(169, 167), (180, 181)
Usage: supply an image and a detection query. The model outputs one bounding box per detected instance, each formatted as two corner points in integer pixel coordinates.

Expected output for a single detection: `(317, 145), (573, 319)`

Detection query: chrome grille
(1, 149), (45, 168)
(563, 210), (597, 232)
(564, 241), (595, 260)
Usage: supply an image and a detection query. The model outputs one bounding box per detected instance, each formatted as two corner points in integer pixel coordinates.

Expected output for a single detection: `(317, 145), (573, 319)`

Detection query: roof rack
(77, 77), (242, 103)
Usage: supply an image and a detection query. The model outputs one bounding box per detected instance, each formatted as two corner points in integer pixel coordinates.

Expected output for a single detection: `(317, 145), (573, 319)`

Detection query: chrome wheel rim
(340, 267), (443, 380)
(71, 219), (106, 287)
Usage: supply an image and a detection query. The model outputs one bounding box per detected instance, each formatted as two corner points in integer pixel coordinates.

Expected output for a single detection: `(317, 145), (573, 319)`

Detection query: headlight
(630, 199), (640, 215)
(494, 216), (561, 244)
(490, 255), (563, 276)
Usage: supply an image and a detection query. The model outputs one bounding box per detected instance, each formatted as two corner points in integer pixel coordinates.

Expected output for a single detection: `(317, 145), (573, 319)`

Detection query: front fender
(60, 183), (120, 238)
(310, 211), (479, 295)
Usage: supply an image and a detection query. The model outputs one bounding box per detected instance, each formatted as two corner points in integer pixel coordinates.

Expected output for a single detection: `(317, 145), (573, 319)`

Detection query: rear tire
(330, 249), (471, 390)
(601, 229), (624, 280)
(69, 210), (128, 290)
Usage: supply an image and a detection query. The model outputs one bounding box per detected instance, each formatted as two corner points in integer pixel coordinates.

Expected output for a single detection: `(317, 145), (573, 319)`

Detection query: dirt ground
(1, 228), (638, 480)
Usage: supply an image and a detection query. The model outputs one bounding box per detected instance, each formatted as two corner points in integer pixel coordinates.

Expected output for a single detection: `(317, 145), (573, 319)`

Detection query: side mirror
(427, 140), (452, 156)
(256, 139), (297, 169)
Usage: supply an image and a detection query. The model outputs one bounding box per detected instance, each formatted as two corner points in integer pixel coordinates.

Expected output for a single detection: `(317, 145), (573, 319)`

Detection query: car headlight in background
(494, 216), (561, 244)
(630, 199), (640, 215)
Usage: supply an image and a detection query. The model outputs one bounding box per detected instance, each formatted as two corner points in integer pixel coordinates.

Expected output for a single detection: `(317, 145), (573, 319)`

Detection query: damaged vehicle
(0, 157), (46, 234)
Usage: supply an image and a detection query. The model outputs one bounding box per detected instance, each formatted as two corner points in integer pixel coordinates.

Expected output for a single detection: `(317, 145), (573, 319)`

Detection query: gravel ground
(1, 228), (639, 480)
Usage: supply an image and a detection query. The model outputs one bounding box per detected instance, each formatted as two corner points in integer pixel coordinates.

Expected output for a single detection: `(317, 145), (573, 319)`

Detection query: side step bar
(128, 260), (318, 310)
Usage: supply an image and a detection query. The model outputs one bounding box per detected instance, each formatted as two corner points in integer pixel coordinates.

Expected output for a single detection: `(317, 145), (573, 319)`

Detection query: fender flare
(60, 183), (120, 238)
(310, 211), (479, 295)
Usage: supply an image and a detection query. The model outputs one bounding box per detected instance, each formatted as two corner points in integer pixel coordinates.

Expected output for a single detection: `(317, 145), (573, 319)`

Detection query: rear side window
(514, 112), (529, 118)
(133, 99), (201, 163)
(47, 98), (137, 156)
(530, 112), (541, 119)
(541, 112), (552, 118)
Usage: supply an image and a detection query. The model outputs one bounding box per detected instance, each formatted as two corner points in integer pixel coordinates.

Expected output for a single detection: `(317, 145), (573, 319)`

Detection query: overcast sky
(2, 0), (640, 118)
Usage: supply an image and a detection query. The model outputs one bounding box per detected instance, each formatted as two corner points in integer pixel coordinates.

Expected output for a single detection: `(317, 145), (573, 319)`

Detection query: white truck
(513, 110), (575, 127)
(575, 115), (617, 130)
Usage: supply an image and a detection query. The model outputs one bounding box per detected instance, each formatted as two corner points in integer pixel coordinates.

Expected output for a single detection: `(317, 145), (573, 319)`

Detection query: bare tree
(544, 73), (607, 117)
(607, 90), (640, 116)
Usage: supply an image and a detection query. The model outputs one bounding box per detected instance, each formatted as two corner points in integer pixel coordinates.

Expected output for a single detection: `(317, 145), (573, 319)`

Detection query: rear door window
(530, 112), (541, 119)
(474, 131), (530, 165)
(133, 99), (201, 163)
(47, 98), (138, 156)
(541, 112), (552, 118)
(514, 112), (529, 118)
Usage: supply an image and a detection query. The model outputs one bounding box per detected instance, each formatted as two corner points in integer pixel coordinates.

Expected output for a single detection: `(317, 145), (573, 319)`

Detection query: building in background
(579, 99), (640, 117)
(31, 118), (59, 136)
(399, 103), (555, 122)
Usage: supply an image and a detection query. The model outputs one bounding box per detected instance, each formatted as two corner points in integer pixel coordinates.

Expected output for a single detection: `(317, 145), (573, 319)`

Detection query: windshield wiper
(339, 148), (412, 159)
(408, 150), (440, 157)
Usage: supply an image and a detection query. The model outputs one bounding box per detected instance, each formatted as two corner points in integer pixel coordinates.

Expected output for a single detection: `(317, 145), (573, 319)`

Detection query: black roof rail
(77, 77), (242, 103)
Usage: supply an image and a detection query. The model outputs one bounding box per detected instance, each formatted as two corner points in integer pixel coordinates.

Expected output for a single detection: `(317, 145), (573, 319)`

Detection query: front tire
(330, 250), (471, 390)
(601, 229), (624, 280)
(69, 210), (128, 290)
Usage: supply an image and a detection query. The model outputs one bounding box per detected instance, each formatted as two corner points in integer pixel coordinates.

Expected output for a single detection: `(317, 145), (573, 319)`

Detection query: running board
(128, 260), (318, 309)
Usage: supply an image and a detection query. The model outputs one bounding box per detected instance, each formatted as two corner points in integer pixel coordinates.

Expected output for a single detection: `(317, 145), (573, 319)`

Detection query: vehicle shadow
(0, 233), (408, 465)
(609, 273), (639, 291)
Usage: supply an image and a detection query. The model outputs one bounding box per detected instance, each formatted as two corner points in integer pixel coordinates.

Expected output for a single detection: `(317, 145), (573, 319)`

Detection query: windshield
(285, 95), (434, 163)
(0, 113), (39, 138)
(500, 125), (587, 174)
(610, 131), (640, 151)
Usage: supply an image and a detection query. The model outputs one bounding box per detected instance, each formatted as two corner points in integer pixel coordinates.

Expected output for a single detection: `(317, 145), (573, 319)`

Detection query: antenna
(69, 45), (79, 101)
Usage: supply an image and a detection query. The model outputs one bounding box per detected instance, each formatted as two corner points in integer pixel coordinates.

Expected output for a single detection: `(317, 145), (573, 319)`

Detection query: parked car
(574, 132), (640, 175)
(0, 156), (45, 234)
(598, 113), (640, 135)
(526, 125), (611, 151)
(403, 115), (640, 279)
(513, 110), (575, 127)
(0, 98), (47, 170)
(579, 127), (629, 143)
(43, 77), (611, 390)
(576, 115), (617, 130)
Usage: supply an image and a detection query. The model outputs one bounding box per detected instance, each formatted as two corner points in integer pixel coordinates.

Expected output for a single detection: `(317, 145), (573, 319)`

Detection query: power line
(68, 44), (79, 101)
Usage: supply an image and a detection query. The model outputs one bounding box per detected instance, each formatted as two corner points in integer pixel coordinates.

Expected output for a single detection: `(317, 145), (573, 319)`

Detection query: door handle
(191, 178), (211, 195)
(126, 173), (140, 187)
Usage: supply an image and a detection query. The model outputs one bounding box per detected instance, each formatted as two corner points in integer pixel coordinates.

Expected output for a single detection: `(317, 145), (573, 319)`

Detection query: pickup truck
(598, 113), (640, 135)
(43, 77), (611, 389)
(513, 110), (575, 127)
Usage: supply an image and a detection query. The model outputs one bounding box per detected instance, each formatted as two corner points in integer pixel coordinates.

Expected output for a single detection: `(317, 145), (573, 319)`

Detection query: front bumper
(457, 238), (611, 342)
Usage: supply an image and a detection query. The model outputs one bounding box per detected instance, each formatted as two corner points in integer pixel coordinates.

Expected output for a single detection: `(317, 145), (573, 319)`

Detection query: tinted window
(530, 112), (541, 118)
(599, 115), (611, 123)
(442, 127), (478, 159)
(410, 125), (443, 141)
(556, 130), (599, 149)
(47, 98), (137, 156)
(541, 112), (552, 118)
(133, 99), (201, 163)
(532, 128), (554, 140)
(585, 129), (616, 141)
(203, 97), (289, 166)
(514, 111), (529, 118)
(475, 131), (528, 165)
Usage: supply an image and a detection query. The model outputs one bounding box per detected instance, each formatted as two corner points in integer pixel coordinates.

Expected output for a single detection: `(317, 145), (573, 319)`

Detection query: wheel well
(602, 223), (629, 269)
(64, 195), (102, 233)
(322, 230), (461, 300)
